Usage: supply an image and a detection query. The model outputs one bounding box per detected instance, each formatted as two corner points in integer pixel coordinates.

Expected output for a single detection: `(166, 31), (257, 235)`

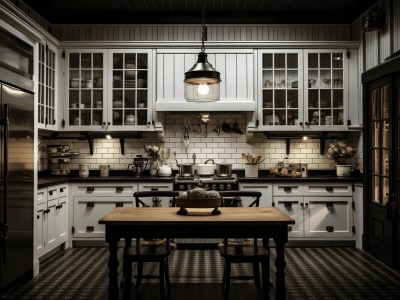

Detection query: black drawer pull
(86, 226), (94, 232)
(60, 188), (64, 193)
(116, 187), (124, 192)
(284, 202), (292, 208)
(37, 215), (40, 219)
(288, 226), (292, 232)
(326, 203), (334, 208)
(116, 202), (124, 207)
(49, 190), (54, 196)
(151, 187), (159, 191)
(283, 187), (292, 192)
(326, 187), (333, 192)
(87, 187), (95, 192)
(326, 226), (334, 232)
(87, 202), (95, 207)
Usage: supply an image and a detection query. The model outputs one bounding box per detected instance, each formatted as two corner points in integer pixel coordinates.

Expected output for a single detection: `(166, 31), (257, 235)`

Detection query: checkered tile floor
(2, 247), (400, 299)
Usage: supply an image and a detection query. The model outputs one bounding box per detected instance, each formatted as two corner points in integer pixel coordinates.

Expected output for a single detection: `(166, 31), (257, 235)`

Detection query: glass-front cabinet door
(304, 50), (348, 131)
(38, 42), (57, 130)
(107, 50), (153, 130)
(64, 50), (106, 130)
(258, 50), (303, 131)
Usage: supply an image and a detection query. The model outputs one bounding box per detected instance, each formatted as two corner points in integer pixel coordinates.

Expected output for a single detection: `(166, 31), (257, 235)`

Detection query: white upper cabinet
(155, 49), (256, 112)
(255, 48), (359, 132)
(37, 41), (58, 130)
(62, 49), (154, 131)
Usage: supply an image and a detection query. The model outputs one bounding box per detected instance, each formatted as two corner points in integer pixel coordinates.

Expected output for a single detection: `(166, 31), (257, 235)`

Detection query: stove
(173, 174), (239, 191)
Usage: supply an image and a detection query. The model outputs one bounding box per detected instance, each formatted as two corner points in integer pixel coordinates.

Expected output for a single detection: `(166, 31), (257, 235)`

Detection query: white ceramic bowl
(113, 101), (123, 108)
(70, 78), (80, 88)
(125, 70), (135, 79)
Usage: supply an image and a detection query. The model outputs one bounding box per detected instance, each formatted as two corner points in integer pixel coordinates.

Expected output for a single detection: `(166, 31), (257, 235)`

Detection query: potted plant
(144, 145), (160, 176)
(327, 141), (356, 177)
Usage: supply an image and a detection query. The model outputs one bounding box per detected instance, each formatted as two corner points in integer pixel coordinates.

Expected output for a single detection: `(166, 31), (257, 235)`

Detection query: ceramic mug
(325, 116), (332, 125)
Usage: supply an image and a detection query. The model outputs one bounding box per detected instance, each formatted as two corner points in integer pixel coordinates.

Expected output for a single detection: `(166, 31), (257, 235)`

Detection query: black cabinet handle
(86, 226), (94, 232)
(305, 122), (308, 126)
(115, 202), (123, 207)
(283, 187), (292, 192)
(288, 226), (292, 232)
(299, 122), (303, 126)
(326, 226), (334, 232)
(116, 187), (124, 192)
(151, 187), (158, 191)
(37, 215), (40, 219)
(49, 191), (53, 196)
(87, 187), (94, 192)
(300, 203), (304, 207)
(326, 203), (334, 208)
(44, 209), (50, 214)
(102, 122), (106, 125)
(326, 187), (333, 192)
(305, 203), (309, 207)
(87, 202), (95, 207)
(272, 202), (275, 207)
(60, 188), (64, 193)
(284, 202), (292, 208)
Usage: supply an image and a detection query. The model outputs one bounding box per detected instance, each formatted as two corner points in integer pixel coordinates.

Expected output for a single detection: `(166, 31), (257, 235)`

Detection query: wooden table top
(99, 207), (295, 225)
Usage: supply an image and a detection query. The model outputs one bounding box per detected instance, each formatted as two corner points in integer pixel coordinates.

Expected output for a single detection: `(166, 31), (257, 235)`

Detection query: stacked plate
(125, 79), (136, 88)
(137, 79), (146, 88)
(113, 79), (123, 88)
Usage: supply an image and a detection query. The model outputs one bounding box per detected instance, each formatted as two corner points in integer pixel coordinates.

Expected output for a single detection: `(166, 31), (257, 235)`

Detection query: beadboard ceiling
(22, 0), (379, 25)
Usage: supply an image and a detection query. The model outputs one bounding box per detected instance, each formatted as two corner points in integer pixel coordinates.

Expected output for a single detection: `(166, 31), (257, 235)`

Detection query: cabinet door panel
(304, 196), (353, 238)
(275, 197), (304, 238)
(35, 202), (47, 258)
(46, 199), (58, 248)
(74, 197), (133, 238)
(55, 197), (67, 241)
(239, 183), (273, 207)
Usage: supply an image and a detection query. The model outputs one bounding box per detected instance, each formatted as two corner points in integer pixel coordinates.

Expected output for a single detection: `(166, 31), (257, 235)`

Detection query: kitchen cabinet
(63, 49), (155, 131)
(35, 185), (68, 260)
(137, 182), (174, 207)
(155, 49), (256, 112)
(273, 183), (354, 239)
(239, 182), (273, 207)
(256, 49), (358, 131)
(72, 183), (136, 239)
(37, 41), (57, 130)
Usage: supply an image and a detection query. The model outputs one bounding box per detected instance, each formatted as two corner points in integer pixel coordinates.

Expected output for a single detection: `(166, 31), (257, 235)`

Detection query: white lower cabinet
(239, 183), (273, 206)
(35, 185), (68, 260)
(273, 183), (354, 240)
(72, 183), (136, 239)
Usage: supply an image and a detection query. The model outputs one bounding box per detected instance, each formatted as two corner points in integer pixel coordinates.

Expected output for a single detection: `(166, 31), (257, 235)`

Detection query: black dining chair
(218, 190), (269, 299)
(123, 190), (179, 300)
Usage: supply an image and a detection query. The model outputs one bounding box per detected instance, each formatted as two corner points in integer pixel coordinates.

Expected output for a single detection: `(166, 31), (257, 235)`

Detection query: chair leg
(253, 261), (261, 292)
(136, 261), (143, 288)
(159, 259), (166, 300)
(165, 258), (171, 291)
(224, 260), (231, 300)
(221, 267), (226, 290)
(125, 259), (132, 285)
(261, 260), (269, 296)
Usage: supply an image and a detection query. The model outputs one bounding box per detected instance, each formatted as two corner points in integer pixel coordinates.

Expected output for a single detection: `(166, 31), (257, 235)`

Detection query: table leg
(107, 236), (120, 299)
(274, 236), (287, 300)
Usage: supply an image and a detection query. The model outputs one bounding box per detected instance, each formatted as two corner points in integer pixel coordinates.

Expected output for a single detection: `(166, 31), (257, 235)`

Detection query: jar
(99, 165), (111, 177)
(85, 80), (92, 88)
(125, 114), (135, 125)
(79, 164), (90, 177)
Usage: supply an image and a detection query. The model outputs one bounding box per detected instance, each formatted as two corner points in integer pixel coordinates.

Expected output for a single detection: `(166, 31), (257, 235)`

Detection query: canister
(79, 164), (90, 177)
(300, 162), (308, 177)
(99, 165), (111, 177)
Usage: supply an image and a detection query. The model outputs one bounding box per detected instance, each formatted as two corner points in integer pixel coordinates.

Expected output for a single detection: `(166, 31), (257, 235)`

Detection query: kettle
(158, 160), (172, 177)
(127, 155), (148, 177)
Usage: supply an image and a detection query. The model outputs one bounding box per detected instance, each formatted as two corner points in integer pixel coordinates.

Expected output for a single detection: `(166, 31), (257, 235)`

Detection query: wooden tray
(176, 197), (222, 215)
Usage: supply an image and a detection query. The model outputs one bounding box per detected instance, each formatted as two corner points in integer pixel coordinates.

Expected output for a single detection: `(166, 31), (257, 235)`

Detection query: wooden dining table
(99, 206), (295, 299)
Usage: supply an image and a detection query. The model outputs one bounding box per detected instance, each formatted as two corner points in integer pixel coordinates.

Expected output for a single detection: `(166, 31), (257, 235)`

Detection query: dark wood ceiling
(21, 0), (379, 25)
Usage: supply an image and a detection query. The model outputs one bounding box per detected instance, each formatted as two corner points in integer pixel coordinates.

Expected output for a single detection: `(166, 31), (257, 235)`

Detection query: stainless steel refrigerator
(0, 82), (34, 289)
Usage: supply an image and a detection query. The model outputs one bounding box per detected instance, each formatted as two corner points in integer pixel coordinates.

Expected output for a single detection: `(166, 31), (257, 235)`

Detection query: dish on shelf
(126, 63), (136, 69)
(113, 100), (123, 108)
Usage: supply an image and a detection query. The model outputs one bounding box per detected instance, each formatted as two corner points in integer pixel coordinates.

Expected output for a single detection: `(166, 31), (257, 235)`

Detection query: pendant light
(184, 0), (221, 102)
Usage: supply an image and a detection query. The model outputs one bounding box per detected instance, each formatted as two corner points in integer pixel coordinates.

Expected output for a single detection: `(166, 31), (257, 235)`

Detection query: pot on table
(216, 163), (232, 176)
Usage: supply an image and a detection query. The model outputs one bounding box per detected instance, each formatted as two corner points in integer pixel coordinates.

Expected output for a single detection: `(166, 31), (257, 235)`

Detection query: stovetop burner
(174, 174), (238, 182)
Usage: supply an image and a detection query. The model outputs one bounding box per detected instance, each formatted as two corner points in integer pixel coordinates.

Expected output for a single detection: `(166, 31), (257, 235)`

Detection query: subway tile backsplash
(39, 114), (363, 172)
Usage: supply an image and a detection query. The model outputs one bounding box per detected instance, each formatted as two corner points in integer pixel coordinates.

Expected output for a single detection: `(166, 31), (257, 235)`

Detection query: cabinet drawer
(273, 184), (304, 196)
(37, 189), (47, 205)
(275, 197), (304, 238)
(304, 183), (352, 196)
(74, 185), (135, 196)
(47, 187), (58, 200)
(58, 185), (68, 197)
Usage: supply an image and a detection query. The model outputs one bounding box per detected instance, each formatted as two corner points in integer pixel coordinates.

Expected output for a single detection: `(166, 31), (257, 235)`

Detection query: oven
(173, 174), (239, 192)
(173, 174), (239, 246)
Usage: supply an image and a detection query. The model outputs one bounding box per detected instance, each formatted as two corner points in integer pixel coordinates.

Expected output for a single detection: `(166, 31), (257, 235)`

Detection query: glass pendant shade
(184, 52), (221, 102)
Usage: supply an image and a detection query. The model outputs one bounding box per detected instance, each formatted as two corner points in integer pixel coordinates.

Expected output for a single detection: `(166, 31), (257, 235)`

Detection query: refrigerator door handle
(0, 104), (9, 264)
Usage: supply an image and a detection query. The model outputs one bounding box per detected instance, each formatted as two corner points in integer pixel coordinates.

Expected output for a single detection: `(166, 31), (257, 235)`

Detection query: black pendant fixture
(184, 0), (221, 102)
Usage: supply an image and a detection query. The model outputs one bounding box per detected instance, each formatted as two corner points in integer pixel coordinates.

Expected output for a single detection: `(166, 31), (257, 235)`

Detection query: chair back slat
(134, 191), (179, 207)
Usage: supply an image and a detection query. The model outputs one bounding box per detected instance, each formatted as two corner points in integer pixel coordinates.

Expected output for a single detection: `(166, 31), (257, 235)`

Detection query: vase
(335, 165), (352, 177)
(149, 159), (159, 176)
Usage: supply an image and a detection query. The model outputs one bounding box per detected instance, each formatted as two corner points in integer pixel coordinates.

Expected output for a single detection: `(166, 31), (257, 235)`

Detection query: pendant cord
(201, 0), (206, 52)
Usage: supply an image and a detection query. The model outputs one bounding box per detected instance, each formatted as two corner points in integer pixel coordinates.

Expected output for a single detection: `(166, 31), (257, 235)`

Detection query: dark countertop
(38, 169), (363, 189)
